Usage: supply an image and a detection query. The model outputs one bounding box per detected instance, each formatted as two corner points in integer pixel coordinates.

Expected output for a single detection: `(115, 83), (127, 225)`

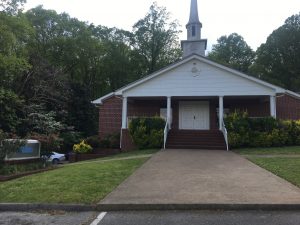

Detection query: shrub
(281, 120), (300, 145)
(129, 117), (165, 149)
(85, 135), (101, 148)
(249, 117), (278, 132)
(96, 133), (120, 149)
(60, 131), (83, 152)
(73, 140), (92, 154)
(225, 111), (300, 149)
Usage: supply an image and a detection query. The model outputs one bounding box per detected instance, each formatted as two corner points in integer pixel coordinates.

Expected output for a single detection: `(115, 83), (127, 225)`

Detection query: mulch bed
(0, 167), (59, 182)
(69, 149), (120, 163)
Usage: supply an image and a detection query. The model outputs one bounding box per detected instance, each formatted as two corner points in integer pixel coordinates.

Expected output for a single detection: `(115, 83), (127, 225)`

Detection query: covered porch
(121, 95), (277, 150)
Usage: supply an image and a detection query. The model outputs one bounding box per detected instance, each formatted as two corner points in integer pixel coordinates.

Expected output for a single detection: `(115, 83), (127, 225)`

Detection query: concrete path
(100, 149), (300, 205)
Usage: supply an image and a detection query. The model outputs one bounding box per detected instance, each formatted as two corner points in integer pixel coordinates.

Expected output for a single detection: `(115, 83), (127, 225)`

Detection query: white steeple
(186, 0), (202, 40)
(181, 0), (207, 57)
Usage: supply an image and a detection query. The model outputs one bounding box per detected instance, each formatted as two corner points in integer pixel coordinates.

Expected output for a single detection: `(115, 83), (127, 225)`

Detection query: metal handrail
(163, 121), (169, 149)
(221, 120), (229, 151)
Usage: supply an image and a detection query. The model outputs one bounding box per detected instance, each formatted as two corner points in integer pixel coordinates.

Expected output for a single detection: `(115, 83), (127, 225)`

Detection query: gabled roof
(92, 54), (300, 104)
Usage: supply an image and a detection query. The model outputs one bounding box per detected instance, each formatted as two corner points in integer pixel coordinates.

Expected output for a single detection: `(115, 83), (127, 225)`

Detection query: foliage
(225, 111), (300, 148)
(208, 33), (255, 73)
(0, 0), (26, 15)
(131, 2), (182, 75)
(0, 88), (24, 132)
(73, 140), (92, 154)
(253, 13), (300, 91)
(129, 117), (165, 149)
(85, 135), (101, 148)
(60, 131), (83, 152)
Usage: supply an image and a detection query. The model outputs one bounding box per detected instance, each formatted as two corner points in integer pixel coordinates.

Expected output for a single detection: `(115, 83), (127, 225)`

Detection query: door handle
(194, 116), (195, 120)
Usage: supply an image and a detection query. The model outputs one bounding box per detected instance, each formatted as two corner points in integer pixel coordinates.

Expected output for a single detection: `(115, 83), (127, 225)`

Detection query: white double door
(179, 101), (210, 130)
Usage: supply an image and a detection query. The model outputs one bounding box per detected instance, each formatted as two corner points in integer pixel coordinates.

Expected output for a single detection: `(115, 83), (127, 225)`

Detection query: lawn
(82, 148), (159, 162)
(235, 146), (300, 188)
(0, 150), (156, 204)
(234, 146), (300, 155)
(248, 157), (300, 188)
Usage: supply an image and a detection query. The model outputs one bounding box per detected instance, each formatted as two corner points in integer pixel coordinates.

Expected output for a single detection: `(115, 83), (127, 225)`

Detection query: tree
(208, 33), (255, 73)
(0, 88), (23, 132)
(0, 0), (26, 15)
(253, 13), (300, 91)
(131, 2), (182, 75)
(0, 12), (33, 90)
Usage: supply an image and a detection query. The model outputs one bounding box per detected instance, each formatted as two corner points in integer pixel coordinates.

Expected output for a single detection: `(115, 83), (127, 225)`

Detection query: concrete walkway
(100, 149), (300, 205)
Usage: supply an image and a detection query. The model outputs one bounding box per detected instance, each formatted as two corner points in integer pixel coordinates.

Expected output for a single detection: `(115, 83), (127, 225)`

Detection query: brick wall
(120, 129), (136, 151)
(128, 99), (164, 117)
(277, 94), (300, 120)
(224, 98), (270, 117)
(98, 96), (122, 139)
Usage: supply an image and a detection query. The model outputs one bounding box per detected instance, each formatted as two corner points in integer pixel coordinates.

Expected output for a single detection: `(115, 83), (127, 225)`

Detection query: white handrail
(221, 120), (229, 151)
(163, 121), (169, 149)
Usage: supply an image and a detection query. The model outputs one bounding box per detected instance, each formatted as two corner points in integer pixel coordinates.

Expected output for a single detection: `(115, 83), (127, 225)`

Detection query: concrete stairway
(166, 130), (226, 150)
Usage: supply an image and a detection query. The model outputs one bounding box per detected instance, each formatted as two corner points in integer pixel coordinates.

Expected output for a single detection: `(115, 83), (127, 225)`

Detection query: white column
(167, 96), (171, 129)
(122, 97), (128, 129)
(270, 95), (277, 118)
(219, 96), (224, 130)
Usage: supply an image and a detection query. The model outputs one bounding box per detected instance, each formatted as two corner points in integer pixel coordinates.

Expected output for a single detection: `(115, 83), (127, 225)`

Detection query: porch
(121, 95), (277, 150)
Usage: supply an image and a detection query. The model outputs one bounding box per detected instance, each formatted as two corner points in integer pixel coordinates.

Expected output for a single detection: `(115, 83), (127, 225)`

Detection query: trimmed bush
(85, 135), (101, 148)
(129, 117), (165, 149)
(225, 111), (300, 149)
(73, 140), (92, 154)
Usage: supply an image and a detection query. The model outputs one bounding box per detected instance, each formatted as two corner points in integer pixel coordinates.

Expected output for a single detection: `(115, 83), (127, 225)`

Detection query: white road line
(90, 212), (107, 225)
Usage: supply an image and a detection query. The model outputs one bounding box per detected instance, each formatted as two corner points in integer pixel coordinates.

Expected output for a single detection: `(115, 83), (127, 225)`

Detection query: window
(192, 26), (196, 36)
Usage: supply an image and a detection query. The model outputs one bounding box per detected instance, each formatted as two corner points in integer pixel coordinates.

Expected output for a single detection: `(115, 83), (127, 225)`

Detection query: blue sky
(25, 0), (300, 51)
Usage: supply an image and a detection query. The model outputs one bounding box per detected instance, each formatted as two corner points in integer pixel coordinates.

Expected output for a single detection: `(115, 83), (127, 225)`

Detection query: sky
(24, 0), (300, 51)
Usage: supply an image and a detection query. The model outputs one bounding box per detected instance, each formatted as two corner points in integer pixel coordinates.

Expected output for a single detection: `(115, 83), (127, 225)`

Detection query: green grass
(234, 146), (300, 155)
(92, 149), (159, 161)
(0, 157), (148, 204)
(248, 157), (300, 188)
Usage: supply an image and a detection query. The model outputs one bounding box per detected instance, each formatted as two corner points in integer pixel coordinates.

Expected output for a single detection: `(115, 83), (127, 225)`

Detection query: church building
(93, 0), (300, 151)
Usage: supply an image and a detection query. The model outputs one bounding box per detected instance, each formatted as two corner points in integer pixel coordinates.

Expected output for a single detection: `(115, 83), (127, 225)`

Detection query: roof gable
(93, 54), (300, 104)
(121, 57), (277, 97)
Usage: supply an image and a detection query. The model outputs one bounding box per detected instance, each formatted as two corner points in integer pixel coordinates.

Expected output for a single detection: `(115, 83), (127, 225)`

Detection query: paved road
(99, 210), (300, 225)
(0, 211), (97, 225)
(1, 210), (300, 225)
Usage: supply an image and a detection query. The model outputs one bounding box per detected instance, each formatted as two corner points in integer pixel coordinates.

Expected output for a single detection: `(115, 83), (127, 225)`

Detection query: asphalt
(100, 149), (300, 205)
(0, 211), (97, 225)
(99, 210), (300, 225)
(2, 210), (300, 225)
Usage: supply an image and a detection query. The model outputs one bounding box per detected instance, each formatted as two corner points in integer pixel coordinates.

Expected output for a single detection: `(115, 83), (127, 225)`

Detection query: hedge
(128, 117), (165, 149)
(225, 111), (300, 148)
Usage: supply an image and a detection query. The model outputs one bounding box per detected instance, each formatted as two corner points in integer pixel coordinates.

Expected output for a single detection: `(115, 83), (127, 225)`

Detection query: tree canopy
(131, 2), (182, 75)
(0, 2), (182, 153)
(253, 13), (300, 91)
(208, 33), (255, 73)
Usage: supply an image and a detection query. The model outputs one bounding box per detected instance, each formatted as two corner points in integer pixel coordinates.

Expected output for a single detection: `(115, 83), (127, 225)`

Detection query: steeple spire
(186, 0), (202, 40)
(188, 0), (201, 25)
(181, 0), (207, 57)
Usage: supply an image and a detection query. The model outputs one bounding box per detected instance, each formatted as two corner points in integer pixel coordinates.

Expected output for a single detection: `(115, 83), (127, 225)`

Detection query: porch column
(219, 96), (224, 130)
(122, 97), (128, 129)
(270, 95), (277, 118)
(167, 96), (171, 129)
